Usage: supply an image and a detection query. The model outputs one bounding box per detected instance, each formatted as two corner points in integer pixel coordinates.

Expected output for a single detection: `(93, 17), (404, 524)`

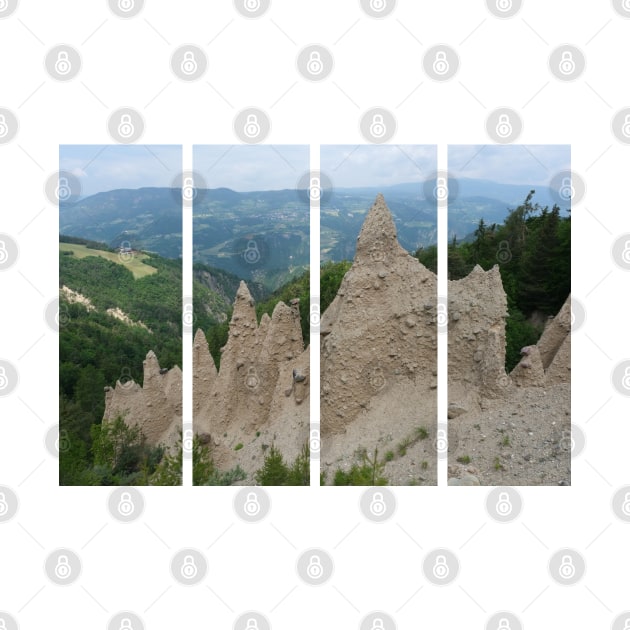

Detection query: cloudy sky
(60, 145), (182, 197)
(59, 145), (310, 196)
(193, 145), (309, 191)
(320, 145), (437, 188)
(449, 145), (570, 184)
(60, 144), (570, 197)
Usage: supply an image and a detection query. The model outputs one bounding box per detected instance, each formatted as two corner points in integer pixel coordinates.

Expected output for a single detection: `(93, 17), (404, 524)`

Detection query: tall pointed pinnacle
(193, 328), (217, 379)
(143, 349), (161, 380)
(230, 280), (257, 328)
(355, 193), (401, 264)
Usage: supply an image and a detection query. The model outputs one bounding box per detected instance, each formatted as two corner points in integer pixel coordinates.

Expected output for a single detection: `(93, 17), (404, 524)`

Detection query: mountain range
(59, 179), (566, 274)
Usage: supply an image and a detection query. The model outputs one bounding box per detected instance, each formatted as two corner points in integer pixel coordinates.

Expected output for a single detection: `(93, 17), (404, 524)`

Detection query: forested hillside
(321, 192), (570, 373)
(416, 191), (570, 370)
(59, 237), (182, 485)
(200, 269), (310, 368)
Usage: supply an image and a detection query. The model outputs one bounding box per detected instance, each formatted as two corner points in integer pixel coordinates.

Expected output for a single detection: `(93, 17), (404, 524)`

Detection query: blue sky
(320, 145), (437, 188)
(59, 145), (183, 197)
(449, 145), (570, 184)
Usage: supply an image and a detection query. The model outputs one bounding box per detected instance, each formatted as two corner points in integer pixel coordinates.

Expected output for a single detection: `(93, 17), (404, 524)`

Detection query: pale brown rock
(193, 281), (309, 482)
(103, 350), (181, 452)
(321, 194), (437, 485)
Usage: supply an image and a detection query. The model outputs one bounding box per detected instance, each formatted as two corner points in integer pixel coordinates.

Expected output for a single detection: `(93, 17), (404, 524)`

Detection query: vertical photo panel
(447, 145), (571, 487)
(320, 145), (438, 486)
(59, 145), (183, 486)
(192, 145), (310, 486)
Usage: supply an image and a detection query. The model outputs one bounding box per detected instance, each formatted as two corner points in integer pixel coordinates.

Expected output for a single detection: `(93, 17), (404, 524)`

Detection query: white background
(0, 0), (629, 628)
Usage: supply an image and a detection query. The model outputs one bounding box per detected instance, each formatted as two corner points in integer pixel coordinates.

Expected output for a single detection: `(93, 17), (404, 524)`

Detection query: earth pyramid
(194, 280), (309, 481)
(320, 193), (438, 485)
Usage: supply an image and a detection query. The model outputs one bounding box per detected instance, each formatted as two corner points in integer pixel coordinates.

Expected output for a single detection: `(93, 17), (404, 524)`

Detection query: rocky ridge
(320, 193), (570, 486)
(320, 194), (438, 485)
(194, 281), (309, 481)
(447, 278), (571, 486)
(103, 350), (181, 451)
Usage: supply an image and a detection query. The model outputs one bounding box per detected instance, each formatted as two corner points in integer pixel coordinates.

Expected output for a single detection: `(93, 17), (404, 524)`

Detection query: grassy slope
(60, 242), (157, 279)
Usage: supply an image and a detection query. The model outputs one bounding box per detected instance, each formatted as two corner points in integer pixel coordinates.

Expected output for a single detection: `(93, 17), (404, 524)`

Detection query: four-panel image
(59, 144), (571, 487)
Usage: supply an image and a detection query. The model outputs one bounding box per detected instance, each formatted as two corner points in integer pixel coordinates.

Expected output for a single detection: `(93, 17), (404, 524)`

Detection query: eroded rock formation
(103, 350), (181, 451)
(320, 194), (438, 485)
(447, 273), (571, 486)
(194, 281), (309, 480)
